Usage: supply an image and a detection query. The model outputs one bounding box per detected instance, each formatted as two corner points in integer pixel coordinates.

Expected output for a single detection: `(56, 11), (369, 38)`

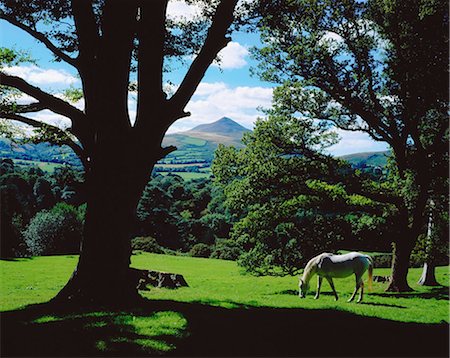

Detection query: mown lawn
(1, 253), (448, 357)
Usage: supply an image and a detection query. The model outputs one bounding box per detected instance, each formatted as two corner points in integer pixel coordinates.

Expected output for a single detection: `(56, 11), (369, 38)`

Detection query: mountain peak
(187, 117), (250, 136)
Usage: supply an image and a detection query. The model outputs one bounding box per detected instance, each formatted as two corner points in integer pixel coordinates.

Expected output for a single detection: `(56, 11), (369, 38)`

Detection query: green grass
(13, 159), (65, 172)
(1, 254), (448, 356)
(159, 172), (211, 180)
(1, 253), (448, 324)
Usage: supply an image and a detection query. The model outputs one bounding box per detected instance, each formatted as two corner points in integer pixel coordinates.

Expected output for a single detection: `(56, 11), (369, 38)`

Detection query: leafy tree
(250, 0), (448, 291)
(413, 197), (449, 285)
(23, 202), (83, 256)
(212, 103), (392, 274)
(0, 0), (241, 304)
(33, 177), (56, 210)
(0, 166), (36, 257)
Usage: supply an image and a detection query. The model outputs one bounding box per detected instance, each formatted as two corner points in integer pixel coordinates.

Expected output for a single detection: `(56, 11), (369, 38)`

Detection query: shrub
(131, 236), (164, 254)
(210, 239), (243, 261)
(189, 243), (211, 258)
(23, 203), (83, 256)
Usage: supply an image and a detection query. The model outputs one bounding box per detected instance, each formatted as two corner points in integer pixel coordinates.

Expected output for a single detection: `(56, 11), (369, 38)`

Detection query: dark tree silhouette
(0, 0), (238, 305)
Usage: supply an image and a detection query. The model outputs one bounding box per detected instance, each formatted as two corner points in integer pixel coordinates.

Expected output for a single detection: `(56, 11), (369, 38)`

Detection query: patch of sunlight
(33, 315), (59, 323)
(88, 311), (188, 354)
(134, 338), (173, 352)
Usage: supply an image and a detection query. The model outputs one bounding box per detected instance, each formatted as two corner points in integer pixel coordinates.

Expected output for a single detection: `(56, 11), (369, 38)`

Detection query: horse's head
(298, 278), (309, 298)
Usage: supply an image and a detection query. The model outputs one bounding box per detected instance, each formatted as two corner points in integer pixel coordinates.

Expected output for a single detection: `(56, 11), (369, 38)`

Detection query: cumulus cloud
(213, 42), (249, 70)
(4, 65), (79, 86)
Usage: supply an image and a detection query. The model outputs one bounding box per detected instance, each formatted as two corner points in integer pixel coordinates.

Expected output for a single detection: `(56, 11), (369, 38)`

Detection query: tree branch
(170, 0), (239, 118)
(1, 72), (84, 122)
(71, 0), (100, 110)
(0, 12), (78, 67)
(12, 102), (47, 113)
(1, 72), (89, 146)
(0, 112), (88, 168)
(135, 0), (168, 129)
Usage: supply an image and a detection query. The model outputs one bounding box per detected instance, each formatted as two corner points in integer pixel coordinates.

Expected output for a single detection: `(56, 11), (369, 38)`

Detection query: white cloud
(27, 110), (72, 130)
(167, 82), (273, 132)
(167, 0), (201, 20)
(213, 42), (249, 70)
(326, 129), (389, 156)
(4, 65), (79, 86)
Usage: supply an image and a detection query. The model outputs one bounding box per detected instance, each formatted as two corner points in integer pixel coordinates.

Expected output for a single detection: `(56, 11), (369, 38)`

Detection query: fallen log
(131, 268), (189, 290)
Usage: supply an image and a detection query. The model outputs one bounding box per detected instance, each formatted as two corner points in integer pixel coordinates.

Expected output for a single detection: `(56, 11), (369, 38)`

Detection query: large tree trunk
(386, 239), (414, 292)
(386, 185), (428, 292)
(52, 138), (156, 306)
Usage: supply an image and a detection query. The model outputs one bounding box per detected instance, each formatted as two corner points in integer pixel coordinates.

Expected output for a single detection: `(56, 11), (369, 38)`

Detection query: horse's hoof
(314, 296), (319, 300)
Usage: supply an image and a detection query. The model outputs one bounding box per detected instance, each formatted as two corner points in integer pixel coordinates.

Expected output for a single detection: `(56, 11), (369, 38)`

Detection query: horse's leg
(357, 280), (364, 303)
(315, 276), (323, 299)
(348, 274), (360, 302)
(326, 277), (338, 301)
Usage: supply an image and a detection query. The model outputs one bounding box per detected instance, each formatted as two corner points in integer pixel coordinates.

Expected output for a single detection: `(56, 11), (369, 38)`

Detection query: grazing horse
(298, 252), (373, 303)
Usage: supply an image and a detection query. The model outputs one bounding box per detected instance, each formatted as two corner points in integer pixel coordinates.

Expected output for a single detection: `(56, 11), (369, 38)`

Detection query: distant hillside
(162, 117), (251, 163)
(340, 151), (390, 168)
(0, 138), (82, 169)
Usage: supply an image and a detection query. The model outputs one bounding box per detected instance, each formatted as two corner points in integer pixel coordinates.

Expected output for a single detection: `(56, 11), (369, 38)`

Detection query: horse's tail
(367, 256), (373, 292)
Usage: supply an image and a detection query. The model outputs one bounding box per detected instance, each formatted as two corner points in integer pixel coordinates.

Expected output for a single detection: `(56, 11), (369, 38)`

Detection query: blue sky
(1, 1), (389, 156)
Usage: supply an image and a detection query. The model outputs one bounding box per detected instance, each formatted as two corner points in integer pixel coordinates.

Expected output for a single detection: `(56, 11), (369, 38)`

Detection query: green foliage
(131, 237), (164, 254)
(250, 0), (449, 266)
(210, 239), (242, 260)
(23, 203), (83, 256)
(213, 111), (362, 275)
(62, 87), (83, 103)
(189, 243), (211, 258)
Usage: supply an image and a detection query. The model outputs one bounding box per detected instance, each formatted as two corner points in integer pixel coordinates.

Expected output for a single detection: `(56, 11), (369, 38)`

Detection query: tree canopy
(248, 0), (448, 290)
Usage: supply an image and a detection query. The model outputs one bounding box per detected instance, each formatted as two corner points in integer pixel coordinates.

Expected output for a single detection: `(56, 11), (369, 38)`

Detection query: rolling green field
(1, 253), (448, 356)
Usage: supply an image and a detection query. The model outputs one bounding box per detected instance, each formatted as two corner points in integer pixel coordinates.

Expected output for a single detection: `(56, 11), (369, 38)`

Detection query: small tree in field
(0, 0), (240, 305)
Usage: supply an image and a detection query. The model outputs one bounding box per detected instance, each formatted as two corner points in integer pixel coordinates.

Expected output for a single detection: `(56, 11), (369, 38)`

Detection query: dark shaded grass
(2, 298), (448, 357)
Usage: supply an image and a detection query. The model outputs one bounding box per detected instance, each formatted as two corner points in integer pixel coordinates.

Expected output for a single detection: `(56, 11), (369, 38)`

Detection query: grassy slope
(1, 253), (448, 324)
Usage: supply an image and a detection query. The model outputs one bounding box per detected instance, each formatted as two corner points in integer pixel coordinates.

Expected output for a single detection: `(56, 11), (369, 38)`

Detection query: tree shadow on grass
(359, 301), (407, 309)
(1, 298), (449, 357)
(371, 286), (449, 301)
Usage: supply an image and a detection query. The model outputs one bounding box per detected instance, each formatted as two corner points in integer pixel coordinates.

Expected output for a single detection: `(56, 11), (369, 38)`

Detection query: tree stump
(373, 275), (391, 283)
(131, 268), (188, 291)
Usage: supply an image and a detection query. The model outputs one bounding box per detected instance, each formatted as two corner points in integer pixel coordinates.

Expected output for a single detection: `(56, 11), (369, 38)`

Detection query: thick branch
(1, 72), (89, 147)
(71, 0), (99, 65)
(88, 1), (138, 132)
(71, 0), (100, 111)
(135, 0), (168, 129)
(0, 12), (77, 67)
(1, 73), (84, 123)
(0, 112), (88, 168)
(170, 0), (239, 117)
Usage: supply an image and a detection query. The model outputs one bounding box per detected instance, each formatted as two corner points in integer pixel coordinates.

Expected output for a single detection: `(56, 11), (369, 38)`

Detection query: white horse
(298, 252), (373, 303)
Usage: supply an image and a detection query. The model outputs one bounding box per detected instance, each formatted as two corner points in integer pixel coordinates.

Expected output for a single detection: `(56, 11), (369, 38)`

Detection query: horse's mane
(302, 255), (320, 280)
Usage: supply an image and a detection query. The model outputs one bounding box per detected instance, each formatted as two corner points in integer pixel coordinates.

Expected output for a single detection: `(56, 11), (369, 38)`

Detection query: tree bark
(52, 142), (154, 306)
(386, 239), (414, 292)
(48, 0), (238, 307)
(418, 262), (439, 286)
